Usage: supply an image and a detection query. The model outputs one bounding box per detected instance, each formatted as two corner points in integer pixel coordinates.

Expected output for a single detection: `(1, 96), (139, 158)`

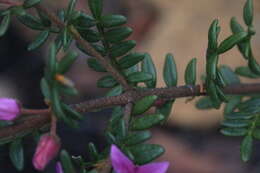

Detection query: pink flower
(0, 98), (20, 120)
(56, 162), (64, 173)
(33, 134), (61, 171)
(110, 145), (169, 173)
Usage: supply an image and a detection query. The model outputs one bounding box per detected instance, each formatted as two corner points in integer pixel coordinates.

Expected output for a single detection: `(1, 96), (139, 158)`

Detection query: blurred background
(1, 0), (260, 172)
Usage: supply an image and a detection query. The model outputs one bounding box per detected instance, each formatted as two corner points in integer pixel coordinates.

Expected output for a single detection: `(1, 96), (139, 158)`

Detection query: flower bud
(33, 134), (61, 171)
(0, 98), (20, 121)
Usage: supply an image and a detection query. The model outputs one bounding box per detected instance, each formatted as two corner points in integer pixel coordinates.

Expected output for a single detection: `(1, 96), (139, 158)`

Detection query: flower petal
(0, 98), (20, 120)
(56, 162), (64, 173)
(137, 162), (169, 173)
(110, 144), (135, 173)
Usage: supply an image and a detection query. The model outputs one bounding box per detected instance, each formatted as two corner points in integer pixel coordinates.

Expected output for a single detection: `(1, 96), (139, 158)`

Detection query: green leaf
(109, 40), (136, 58)
(62, 27), (72, 51)
(230, 17), (245, 34)
(78, 28), (100, 43)
(23, 0), (41, 8)
(9, 139), (24, 171)
(207, 79), (221, 109)
(235, 66), (259, 78)
(240, 135), (253, 162)
(106, 85), (123, 97)
(217, 32), (248, 54)
(58, 85), (78, 96)
(125, 131), (151, 146)
(206, 54), (218, 80)
(88, 0), (103, 19)
(243, 0), (253, 26)
(219, 65), (240, 85)
(156, 101), (174, 120)
(225, 112), (253, 120)
(131, 114), (164, 130)
(104, 27), (133, 43)
(141, 53), (157, 88)
(9, 6), (26, 16)
(40, 78), (51, 100)
(101, 14), (127, 28)
(118, 53), (145, 69)
(163, 53), (177, 87)
(51, 86), (66, 120)
(0, 13), (10, 37)
(17, 14), (45, 30)
(222, 119), (250, 128)
(127, 72), (152, 83)
(105, 132), (117, 144)
(248, 56), (260, 75)
(132, 95), (158, 115)
(116, 119), (127, 140)
(216, 70), (227, 87)
(77, 43), (105, 56)
(28, 30), (49, 51)
(224, 96), (242, 115)
(220, 128), (247, 136)
(47, 43), (57, 78)
(216, 85), (229, 103)
(57, 51), (78, 74)
(207, 19), (219, 51)
(253, 129), (260, 140)
(60, 150), (76, 173)
(97, 75), (118, 88)
(36, 8), (51, 27)
(87, 58), (106, 72)
(129, 144), (164, 164)
(238, 98), (260, 111)
(230, 17), (249, 59)
(185, 58), (197, 85)
(88, 142), (99, 161)
(66, 0), (76, 20)
(72, 13), (95, 28)
(61, 103), (83, 120)
(195, 97), (214, 110)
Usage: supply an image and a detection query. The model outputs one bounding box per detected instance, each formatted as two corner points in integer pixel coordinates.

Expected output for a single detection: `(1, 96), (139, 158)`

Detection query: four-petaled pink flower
(0, 98), (20, 121)
(110, 144), (169, 173)
(33, 134), (61, 171)
(56, 162), (64, 173)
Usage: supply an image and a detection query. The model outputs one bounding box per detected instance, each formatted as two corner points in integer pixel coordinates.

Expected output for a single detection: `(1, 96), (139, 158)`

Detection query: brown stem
(123, 102), (133, 129)
(21, 108), (49, 115)
(50, 114), (57, 136)
(1, 83), (260, 140)
(35, 5), (131, 90)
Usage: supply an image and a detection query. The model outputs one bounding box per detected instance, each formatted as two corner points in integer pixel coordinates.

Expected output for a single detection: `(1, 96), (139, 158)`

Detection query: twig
(35, 5), (131, 90)
(1, 83), (260, 139)
(123, 102), (133, 128)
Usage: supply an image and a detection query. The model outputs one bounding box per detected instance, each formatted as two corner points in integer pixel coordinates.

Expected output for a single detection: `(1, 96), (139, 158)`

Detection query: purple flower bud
(0, 98), (20, 121)
(33, 134), (61, 171)
(56, 162), (64, 173)
(110, 144), (169, 173)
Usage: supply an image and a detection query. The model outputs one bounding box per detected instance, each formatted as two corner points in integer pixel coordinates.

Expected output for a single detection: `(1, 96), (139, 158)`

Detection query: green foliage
(9, 139), (24, 171)
(1, 0), (260, 171)
(163, 53), (178, 87)
(185, 58), (197, 85)
(129, 144), (165, 164)
(132, 95), (158, 115)
(60, 150), (77, 173)
(27, 30), (49, 50)
(141, 53), (157, 88)
(0, 13), (10, 37)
